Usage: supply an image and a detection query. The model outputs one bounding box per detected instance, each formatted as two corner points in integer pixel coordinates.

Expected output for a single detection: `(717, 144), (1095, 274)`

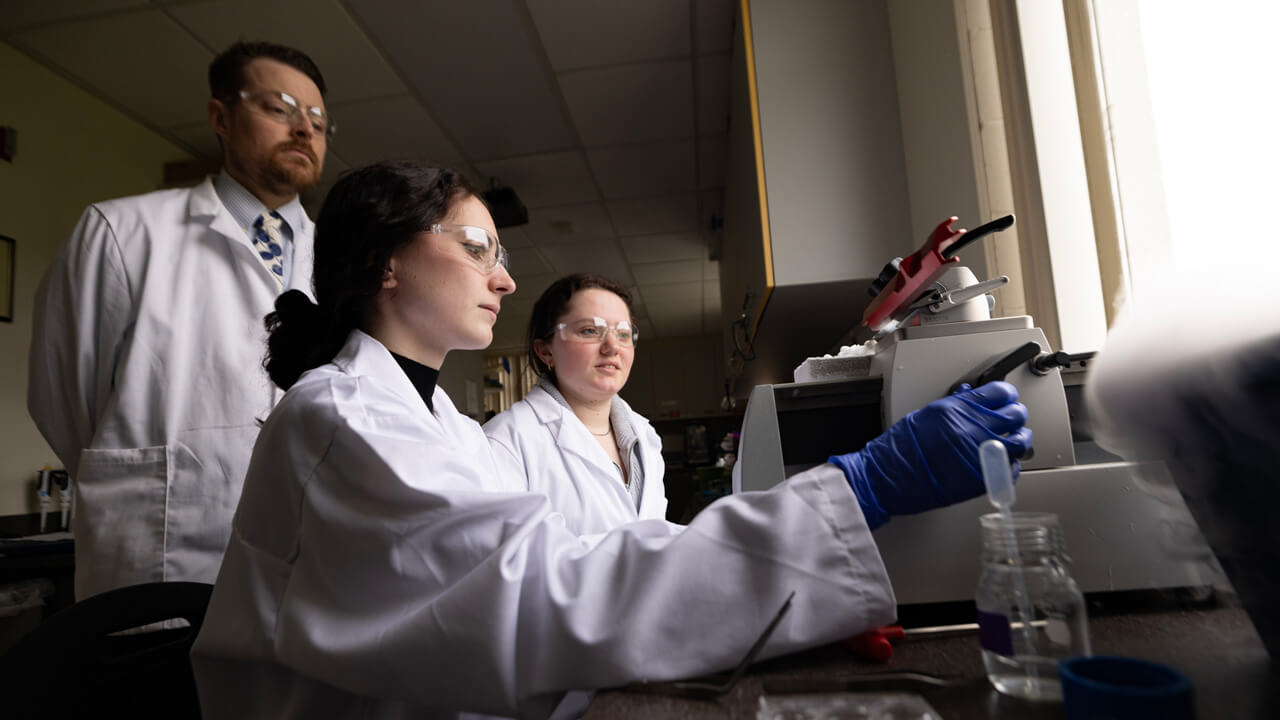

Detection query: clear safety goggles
(428, 224), (510, 273)
(552, 317), (638, 347)
(238, 90), (337, 139)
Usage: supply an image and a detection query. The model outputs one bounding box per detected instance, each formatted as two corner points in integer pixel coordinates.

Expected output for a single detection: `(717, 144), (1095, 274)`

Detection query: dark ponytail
(263, 161), (479, 389)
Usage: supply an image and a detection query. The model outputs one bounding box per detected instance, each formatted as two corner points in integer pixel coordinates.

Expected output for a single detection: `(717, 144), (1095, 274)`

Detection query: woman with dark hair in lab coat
(484, 274), (674, 536)
(191, 160), (1032, 720)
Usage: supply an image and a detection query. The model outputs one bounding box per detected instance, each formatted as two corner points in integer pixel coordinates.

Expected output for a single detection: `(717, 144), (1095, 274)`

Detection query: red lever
(861, 217), (966, 333)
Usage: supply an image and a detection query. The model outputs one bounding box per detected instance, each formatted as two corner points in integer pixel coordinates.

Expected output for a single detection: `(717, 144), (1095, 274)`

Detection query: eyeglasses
(428, 224), (509, 273)
(238, 90), (337, 139)
(552, 317), (638, 347)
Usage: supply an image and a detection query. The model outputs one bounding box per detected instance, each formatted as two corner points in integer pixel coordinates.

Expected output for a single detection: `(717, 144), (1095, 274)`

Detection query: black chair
(0, 581), (213, 719)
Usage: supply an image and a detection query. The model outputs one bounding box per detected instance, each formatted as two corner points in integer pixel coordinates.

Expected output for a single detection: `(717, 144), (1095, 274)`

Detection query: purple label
(978, 609), (1014, 657)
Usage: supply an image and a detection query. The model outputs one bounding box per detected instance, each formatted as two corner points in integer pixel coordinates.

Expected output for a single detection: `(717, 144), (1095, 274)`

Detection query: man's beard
(269, 144), (322, 193)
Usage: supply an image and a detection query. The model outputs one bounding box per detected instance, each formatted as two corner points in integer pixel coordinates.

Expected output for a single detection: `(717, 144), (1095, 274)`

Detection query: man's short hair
(208, 41), (326, 104)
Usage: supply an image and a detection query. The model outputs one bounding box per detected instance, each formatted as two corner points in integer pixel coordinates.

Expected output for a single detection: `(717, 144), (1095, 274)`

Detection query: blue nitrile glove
(829, 381), (1032, 530)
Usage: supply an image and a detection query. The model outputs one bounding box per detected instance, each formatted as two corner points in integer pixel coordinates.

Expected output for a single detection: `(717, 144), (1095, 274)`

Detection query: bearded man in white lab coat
(27, 41), (331, 600)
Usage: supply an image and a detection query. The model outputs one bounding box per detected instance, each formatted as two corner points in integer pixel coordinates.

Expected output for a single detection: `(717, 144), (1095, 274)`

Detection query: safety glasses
(238, 90), (336, 139)
(552, 317), (638, 347)
(428, 224), (510, 274)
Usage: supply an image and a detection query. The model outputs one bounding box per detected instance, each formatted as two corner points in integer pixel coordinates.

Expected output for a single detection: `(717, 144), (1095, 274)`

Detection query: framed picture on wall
(0, 235), (13, 322)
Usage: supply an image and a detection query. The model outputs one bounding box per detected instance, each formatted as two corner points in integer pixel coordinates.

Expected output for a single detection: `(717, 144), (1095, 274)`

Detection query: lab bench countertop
(584, 605), (1278, 719)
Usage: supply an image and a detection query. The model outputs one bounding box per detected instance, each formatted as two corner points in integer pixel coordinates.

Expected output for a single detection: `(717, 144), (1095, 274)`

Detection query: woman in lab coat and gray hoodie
(191, 160), (1032, 719)
(483, 273), (674, 538)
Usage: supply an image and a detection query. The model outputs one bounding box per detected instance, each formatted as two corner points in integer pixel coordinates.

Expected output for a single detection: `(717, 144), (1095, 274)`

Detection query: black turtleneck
(390, 352), (439, 412)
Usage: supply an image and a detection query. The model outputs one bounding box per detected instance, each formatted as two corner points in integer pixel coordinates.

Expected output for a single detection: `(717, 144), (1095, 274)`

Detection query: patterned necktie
(252, 211), (286, 288)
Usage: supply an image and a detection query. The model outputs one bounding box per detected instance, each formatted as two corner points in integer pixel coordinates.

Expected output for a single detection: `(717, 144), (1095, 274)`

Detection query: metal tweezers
(618, 600), (982, 701)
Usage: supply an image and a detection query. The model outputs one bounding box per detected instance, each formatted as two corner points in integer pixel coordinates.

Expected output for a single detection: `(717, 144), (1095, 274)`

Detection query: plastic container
(1059, 656), (1194, 719)
(975, 512), (1091, 701)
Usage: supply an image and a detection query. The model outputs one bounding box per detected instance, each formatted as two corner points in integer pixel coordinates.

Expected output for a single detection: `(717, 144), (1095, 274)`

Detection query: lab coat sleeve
(275, 410), (895, 717)
(28, 206), (133, 477)
(483, 415), (531, 491)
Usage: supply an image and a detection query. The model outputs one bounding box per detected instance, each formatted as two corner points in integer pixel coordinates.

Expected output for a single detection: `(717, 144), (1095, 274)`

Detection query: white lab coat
(191, 330), (896, 720)
(27, 177), (314, 599)
(483, 384), (674, 537)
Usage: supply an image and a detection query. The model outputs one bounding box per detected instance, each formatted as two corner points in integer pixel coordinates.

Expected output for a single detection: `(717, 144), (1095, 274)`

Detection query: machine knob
(1031, 351), (1072, 376)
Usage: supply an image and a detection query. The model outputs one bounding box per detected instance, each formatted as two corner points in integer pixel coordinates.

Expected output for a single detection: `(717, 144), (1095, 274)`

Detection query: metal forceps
(620, 591), (796, 701)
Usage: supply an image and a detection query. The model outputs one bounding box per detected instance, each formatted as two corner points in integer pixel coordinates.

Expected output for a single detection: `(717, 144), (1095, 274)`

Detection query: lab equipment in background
(732, 214), (1222, 605)
(717, 431), (739, 473)
(975, 511), (1090, 702)
(684, 424), (711, 465)
(36, 467), (52, 532)
(34, 468), (73, 532)
(52, 470), (72, 530)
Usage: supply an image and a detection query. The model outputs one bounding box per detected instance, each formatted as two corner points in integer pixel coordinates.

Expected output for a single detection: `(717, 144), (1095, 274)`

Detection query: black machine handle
(941, 214), (1015, 259)
(948, 341), (1042, 396)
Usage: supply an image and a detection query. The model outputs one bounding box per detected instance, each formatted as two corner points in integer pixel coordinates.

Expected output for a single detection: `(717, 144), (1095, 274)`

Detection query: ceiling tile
(12, 10), (212, 128)
(703, 279), (722, 310)
(703, 258), (721, 280)
(620, 232), (706, 264)
(539, 243), (633, 285)
(165, 0), (405, 104)
(703, 280), (723, 332)
(698, 189), (724, 224)
(325, 95), (462, 167)
(643, 280), (705, 337)
(608, 193), (699, 236)
(499, 226), (532, 250)
(635, 317), (656, 342)
(695, 0), (736, 55)
(507, 247), (554, 277)
(523, 203), (615, 247)
(348, 0), (576, 159)
(527, 0), (689, 71)
(0, 0), (148, 33)
(509, 272), (560, 304)
(696, 54), (730, 135)
(167, 121), (221, 159)
(475, 152), (598, 208)
(697, 135), (728, 189)
(587, 139), (697, 199)
(560, 60), (694, 147)
(633, 260), (704, 286)
(641, 281), (703, 313)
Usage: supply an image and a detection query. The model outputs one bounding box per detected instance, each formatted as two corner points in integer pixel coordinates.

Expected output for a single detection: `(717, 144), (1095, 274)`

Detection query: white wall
(0, 42), (193, 516)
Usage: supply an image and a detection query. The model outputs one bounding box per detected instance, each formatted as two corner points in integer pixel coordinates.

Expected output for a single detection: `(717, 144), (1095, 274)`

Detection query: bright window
(1137, 0), (1280, 272)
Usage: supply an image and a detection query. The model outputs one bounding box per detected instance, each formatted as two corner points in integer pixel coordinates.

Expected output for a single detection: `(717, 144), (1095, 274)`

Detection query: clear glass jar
(975, 512), (1091, 701)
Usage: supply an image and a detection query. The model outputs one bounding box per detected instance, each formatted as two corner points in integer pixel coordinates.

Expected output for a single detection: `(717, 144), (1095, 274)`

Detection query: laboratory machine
(732, 216), (1222, 605)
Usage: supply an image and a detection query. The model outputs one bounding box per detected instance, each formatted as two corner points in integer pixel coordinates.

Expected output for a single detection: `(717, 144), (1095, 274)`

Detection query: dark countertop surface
(585, 604), (1278, 719)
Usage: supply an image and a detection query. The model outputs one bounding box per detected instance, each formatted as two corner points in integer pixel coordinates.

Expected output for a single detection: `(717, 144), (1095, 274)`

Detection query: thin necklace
(589, 422), (612, 437)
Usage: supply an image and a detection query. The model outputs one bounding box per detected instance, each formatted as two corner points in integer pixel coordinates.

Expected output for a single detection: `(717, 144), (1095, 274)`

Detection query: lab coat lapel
(288, 214), (315, 298)
(526, 386), (620, 480)
(333, 331), (434, 424)
(188, 177), (245, 247)
(187, 176), (301, 292)
(619, 401), (666, 516)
